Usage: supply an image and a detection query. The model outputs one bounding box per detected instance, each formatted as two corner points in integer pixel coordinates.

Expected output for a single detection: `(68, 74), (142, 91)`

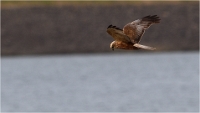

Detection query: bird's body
(107, 15), (160, 51)
(110, 41), (139, 50)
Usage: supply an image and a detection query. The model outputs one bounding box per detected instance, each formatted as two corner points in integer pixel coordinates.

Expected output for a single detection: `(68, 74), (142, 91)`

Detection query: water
(1, 52), (199, 112)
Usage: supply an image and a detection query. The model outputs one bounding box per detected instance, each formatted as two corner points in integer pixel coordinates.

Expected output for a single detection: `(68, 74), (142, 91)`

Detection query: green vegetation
(1, 1), (138, 9)
(1, 1), (120, 6)
(1, 1), (189, 8)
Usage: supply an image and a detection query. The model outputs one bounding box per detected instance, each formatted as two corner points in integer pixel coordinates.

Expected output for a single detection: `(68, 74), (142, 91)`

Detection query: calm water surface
(1, 52), (199, 112)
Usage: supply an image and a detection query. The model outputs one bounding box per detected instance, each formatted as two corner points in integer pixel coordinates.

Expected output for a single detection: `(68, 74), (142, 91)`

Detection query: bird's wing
(123, 15), (160, 43)
(133, 43), (156, 50)
(107, 25), (131, 43)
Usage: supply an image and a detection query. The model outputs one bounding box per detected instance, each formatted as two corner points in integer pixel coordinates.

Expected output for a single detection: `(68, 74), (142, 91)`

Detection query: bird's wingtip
(142, 15), (161, 23)
(107, 24), (113, 28)
(107, 24), (123, 31)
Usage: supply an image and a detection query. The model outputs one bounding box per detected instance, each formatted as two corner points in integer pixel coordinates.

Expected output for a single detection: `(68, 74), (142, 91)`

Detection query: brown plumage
(107, 15), (160, 51)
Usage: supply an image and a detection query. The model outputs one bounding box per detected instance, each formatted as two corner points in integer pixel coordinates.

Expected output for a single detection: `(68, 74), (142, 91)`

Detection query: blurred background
(1, 1), (199, 112)
(1, 1), (199, 55)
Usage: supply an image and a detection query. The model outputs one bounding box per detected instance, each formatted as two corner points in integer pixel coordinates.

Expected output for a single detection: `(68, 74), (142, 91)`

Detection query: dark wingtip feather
(107, 24), (113, 28)
(142, 15), (161, 23)
(107, 24), (123, 31)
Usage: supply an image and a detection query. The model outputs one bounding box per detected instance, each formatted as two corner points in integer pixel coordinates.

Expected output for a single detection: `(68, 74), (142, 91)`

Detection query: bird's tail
(133, 43), (156, 50)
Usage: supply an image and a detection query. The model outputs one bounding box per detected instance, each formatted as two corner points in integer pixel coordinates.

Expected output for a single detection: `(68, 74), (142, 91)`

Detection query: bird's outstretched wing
(107, 25), (131, 43)
(123, 15), (160, 43)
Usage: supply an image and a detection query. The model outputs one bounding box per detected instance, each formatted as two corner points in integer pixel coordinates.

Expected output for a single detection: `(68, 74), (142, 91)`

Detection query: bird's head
(110, 41), (115, 51)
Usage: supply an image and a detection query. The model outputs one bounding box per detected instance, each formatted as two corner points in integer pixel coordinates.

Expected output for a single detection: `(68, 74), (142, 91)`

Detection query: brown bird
(107, 15), (160, 51)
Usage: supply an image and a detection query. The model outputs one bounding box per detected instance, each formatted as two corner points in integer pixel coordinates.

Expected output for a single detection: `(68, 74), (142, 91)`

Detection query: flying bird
(107, 15), (160, 51)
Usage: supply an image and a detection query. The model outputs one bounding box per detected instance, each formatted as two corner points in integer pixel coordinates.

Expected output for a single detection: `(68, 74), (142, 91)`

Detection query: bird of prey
(107, 15), (160, 51)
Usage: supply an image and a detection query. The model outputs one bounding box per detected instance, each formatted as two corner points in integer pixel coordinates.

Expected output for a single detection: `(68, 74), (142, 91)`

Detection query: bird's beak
(112, 48), (114, 51)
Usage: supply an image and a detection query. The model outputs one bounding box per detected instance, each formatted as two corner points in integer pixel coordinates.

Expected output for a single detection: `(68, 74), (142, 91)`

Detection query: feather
(133, 43), (156, 50)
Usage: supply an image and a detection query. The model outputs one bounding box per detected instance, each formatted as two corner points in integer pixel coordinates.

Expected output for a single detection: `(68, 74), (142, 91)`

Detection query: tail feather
(133, 43), (156, 50)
